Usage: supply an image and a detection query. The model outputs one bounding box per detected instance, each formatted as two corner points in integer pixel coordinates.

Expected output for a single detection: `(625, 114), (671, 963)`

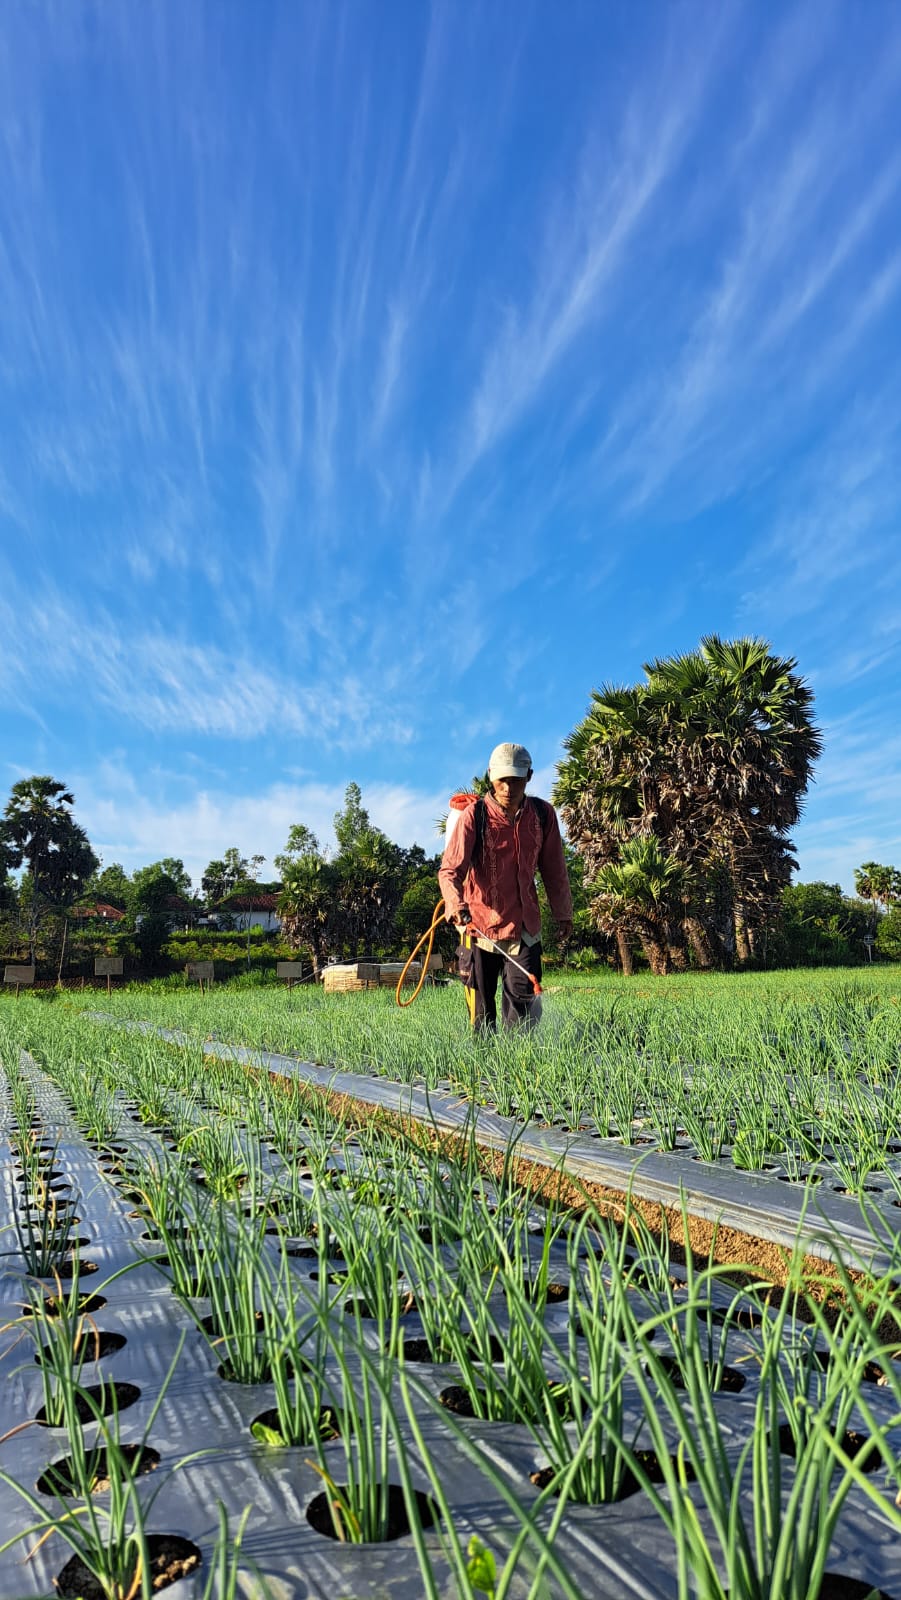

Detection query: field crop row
(1, 1001), (901, 1598)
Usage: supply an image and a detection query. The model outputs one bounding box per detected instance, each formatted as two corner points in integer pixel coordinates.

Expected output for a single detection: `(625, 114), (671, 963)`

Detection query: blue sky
(1, 1), (900, 893)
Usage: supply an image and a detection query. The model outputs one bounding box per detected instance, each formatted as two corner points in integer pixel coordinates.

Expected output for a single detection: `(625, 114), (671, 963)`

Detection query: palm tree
(555, 638), (821, 970)
(592, 836), (692, 975)
(278, 855), (338, 980)
(1, 777), (98, 960)
(854, 862), (895, 936)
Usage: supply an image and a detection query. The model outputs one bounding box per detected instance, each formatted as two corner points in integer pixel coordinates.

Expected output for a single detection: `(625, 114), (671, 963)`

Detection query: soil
(776, 1422), (881, 1472)
(55, 1533), (201, 1597)
(35, 1256), (99, 1281)
(524, 1276), (569, 1303)
(439, 1380), (571, 1421)
(31, 1292), (106, 1319)
(397, 1331), (506, 1364)
(217, 1357), (272, 1383)
(36, 1330), (126, 1365)
(200, 1310), (265, 1336)
(37, 1442), (159, 1495)
(36, 1381), (140, 1426)
(306, 1482), (438, 1542)
(344, 1291), (417, 1320)
(250, 1403), (340, 1444)
(530, 1446), (696, 1499)
(650, 1354), (747, 1394)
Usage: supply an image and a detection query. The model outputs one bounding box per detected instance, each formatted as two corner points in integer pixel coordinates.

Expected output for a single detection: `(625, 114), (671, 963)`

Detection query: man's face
(492, 773), (529, 810)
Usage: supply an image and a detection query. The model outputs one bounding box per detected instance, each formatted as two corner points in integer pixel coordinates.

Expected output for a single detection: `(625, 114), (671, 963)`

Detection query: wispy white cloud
(74, 762), (450, 888)
(738, 396), (901, 628)
(435, 41), (719, 517)
(0, 575), (415, 749)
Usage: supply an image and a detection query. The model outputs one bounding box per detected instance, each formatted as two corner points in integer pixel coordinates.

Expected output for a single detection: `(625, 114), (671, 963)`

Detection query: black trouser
(463, 940), (542, 1030)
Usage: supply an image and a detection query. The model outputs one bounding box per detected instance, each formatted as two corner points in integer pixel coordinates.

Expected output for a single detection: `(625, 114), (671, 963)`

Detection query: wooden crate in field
(323, 962), (381, 993)
(377, 962), (421, 988)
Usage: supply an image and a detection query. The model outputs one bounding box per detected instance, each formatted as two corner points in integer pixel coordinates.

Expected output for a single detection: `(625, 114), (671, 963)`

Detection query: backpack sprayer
(394, 793), (543, 1011)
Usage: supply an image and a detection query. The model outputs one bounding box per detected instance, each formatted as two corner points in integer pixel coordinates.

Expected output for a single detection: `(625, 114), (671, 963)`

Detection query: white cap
(488, 742), (532, 780)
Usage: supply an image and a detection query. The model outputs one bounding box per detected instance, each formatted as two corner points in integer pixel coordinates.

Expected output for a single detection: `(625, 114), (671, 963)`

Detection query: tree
(772, 882), (871, 967)
(555, 638), (821, 972)
(279, 854), (339, 979)
(158, 858), (193, 897)
(82, 862), (132, 909)
(273, 825), (321, 875)
(333, 782), (370, 852)
(592, 835), (692, 975)
(201, 847), (260, 905)
(278, 787), (416, 967)
(129, 862), (194, 920)
(876, 907), (901, 961)
(854, 862), (896, 934)
(331, 783), (406, 956)
(0, 777), (99, 958)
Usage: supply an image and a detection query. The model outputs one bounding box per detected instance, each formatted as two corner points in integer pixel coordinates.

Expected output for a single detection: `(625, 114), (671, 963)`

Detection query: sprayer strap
(472, 795), (551, 869)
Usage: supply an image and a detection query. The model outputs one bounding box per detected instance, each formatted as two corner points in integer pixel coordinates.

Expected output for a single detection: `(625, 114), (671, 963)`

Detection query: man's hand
(556, 920), (573, 943)
(446, 903), (471, 926)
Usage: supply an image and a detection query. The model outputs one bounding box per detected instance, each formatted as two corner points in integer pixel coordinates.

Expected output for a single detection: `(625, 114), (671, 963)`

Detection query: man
(439, 742), (573, 1030)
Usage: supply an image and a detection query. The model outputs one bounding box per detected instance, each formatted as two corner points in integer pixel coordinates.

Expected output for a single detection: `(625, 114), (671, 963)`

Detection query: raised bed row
(0, 1010), (900, 1599)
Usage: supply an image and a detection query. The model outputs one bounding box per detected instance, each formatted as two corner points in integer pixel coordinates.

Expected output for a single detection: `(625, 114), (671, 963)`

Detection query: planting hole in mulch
(16, 1169), (65, 1185)
(649, 1355), (746, 1393)
(816, 1580), (898, 1600)
(37, 1381), (141, 1426)
(439, 1381), (571, 1421)
(35, 1257), (99, 1281)
(217, 1357), (272, 1383)
(576, 1310), (656, 1342)
(524, 1277), (569, 1304)
(398, 1337), (440, 1364)
(30, 1293), (106, 1319)
(55, 1533), (201, 1598)
(709, 1302), (765, 1330)
(250, 1403), (340, 1445)
(37, 1442), (159, 1496)
(776, 1422), (881, 1472)
(344, 1291), (417, 1320)
(810, 1348), (896, 1386)
(201, 1310), (265, 1336)
(530, 1446), (696, 1501)
(36, 1330), (126, 1365)
(396, 1331), (506, 1364)
(306, 1482), (438, 1542)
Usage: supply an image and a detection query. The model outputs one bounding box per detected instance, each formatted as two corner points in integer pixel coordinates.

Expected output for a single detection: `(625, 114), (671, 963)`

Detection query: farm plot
(57, 970), (901, 1189)
(0, 1004), (901, 1599)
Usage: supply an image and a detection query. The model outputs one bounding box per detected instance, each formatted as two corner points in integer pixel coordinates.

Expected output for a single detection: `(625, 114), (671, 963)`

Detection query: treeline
(2, 639), (899, 980)
(0, 778), (455, 978)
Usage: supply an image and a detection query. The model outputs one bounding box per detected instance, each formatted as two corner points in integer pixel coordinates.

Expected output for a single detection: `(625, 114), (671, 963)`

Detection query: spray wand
(454, 908), (542, 995)
(394, 900), (542, 1008)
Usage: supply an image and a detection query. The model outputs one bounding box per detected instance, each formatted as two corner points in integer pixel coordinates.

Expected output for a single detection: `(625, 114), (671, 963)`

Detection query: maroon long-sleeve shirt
(438, 793), (573, 941)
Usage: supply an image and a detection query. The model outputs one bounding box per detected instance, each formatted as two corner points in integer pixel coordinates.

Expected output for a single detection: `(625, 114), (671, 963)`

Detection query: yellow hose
(395, 900), (446, 1007)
